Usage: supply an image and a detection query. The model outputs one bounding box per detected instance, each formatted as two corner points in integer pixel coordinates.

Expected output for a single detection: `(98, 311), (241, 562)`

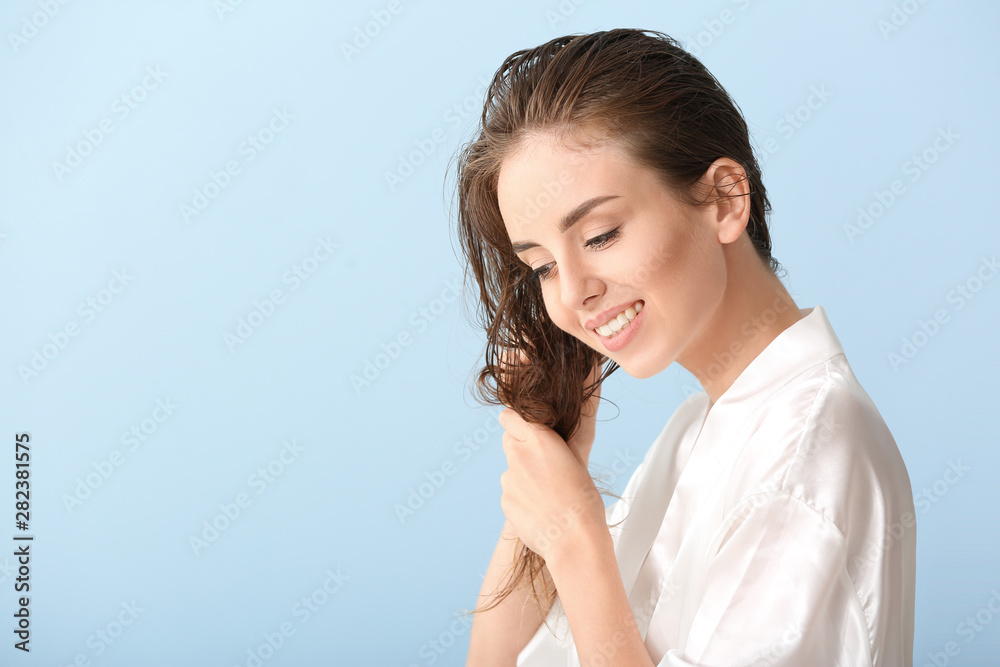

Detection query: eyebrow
(510, 195), (622, 254)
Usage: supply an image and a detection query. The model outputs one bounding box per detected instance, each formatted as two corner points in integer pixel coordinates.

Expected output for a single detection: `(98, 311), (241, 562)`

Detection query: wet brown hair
(447, 28), (779, 625)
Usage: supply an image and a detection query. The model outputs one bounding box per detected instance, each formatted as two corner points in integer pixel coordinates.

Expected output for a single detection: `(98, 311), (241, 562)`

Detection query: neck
(679, 238), (804, 404)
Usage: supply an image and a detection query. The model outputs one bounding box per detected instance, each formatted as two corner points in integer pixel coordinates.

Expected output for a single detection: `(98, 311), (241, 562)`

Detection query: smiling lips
(593, 300), (643, 337)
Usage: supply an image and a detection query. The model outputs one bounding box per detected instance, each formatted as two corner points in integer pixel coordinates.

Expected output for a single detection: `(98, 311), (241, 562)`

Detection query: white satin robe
(516, 305), (916, 666)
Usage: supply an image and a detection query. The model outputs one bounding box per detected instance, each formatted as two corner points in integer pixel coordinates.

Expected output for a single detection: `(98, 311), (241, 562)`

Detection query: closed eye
(530, 226), (621, 282)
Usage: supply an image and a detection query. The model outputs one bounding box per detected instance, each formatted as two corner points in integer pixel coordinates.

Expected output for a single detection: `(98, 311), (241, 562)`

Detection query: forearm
(545, 524), (655, 667)
(467, 518), (556, 666)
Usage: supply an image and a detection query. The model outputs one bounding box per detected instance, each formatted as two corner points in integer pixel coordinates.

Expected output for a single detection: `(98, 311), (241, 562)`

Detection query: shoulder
(727, 354), (914, 540)
(715, 355), (915, 656)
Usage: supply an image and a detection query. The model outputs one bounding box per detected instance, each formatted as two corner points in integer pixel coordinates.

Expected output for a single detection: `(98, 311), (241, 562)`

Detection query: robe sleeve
(656, 491), (873, 666)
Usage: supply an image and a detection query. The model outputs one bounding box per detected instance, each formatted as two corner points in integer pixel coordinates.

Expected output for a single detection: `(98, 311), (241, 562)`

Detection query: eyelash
(530, 226), (622, 282)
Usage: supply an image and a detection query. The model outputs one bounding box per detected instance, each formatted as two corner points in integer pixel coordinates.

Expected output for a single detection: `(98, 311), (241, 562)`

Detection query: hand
(495, 349), (606, 563)
(496, 349), (603, 467)
(497, 406), (606, 563)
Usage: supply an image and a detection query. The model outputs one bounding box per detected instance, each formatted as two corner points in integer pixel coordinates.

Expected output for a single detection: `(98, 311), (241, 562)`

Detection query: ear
(702, 157), (750, 245)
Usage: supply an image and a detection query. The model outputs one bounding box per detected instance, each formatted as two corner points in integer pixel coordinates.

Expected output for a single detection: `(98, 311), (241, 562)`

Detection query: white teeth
(594, 300), (643, 338)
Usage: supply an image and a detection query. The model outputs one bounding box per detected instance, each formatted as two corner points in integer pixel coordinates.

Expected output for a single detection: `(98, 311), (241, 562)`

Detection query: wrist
(545, 512), (613, 577)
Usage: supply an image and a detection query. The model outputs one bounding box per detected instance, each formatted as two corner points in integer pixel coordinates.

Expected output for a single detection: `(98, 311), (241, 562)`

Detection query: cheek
(540, 290), (568, 329)
(630, 233), (702, 300)
(545, 300), (578, 336)
(631, 239), (673, 288)
(542, 291), (599, 348)
(634, 233), (721, 324)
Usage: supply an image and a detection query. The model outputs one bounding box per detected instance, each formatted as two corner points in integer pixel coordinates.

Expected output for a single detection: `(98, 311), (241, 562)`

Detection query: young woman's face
(497, 131), (730, 379)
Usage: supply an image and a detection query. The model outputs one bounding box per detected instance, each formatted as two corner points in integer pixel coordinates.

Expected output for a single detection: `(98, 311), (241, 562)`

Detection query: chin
(619, 361), (662, 380)
(578, 331), (669, 379)
(615, 349), (674, 380)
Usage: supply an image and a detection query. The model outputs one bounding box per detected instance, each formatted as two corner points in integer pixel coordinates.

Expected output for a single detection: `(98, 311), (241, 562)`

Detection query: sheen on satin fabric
(516, 305), (916, 667)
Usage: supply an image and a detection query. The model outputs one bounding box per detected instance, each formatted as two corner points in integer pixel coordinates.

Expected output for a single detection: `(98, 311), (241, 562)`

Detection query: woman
(451, 29), (915, 666)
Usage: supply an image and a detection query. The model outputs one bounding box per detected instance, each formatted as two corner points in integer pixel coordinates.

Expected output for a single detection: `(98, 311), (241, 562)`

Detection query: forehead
(497, 132), (636, 236)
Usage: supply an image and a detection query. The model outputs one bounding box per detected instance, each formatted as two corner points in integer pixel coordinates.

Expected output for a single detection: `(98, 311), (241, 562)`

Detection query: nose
(558, 254), (602, 311)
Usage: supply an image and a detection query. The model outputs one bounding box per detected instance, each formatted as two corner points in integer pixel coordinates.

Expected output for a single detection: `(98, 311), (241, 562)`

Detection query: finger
(499, 417), (523, 448)
(498, 407), (543, 443)
(500, 434), (527, 467)
(498, 408), (527, 441)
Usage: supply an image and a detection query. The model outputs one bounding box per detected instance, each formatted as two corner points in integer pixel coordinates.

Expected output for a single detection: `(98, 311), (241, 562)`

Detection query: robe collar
(611, 304), (848, 594)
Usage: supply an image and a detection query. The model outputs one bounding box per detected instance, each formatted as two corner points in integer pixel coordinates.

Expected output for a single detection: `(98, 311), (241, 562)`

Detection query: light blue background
(1, 0), (997, 665)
